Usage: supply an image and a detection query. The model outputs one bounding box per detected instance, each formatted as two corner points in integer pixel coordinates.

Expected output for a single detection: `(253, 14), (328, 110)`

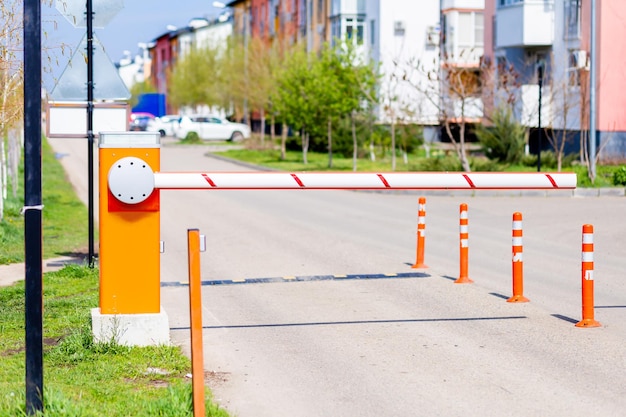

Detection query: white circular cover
(108, 157), (155, 204)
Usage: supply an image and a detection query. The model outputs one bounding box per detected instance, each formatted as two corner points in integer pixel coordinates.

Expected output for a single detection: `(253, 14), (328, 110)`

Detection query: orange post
(507, 212), (529, 303)
(454, 203), (473, 284)
(575, 224), (601, 328)
(411, 197), (428, 269)
(188, 229), (206, 416)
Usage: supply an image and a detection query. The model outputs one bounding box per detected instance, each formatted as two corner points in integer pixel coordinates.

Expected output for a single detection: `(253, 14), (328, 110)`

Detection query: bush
(521, 150), (576, 170)
(612, 166), (626, 185)
(475, 107), (526, 164)
(181, 131), (201, 144)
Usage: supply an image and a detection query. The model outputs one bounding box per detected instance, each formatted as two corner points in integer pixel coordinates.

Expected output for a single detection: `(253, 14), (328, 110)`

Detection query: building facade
(485, 0), (626, 160)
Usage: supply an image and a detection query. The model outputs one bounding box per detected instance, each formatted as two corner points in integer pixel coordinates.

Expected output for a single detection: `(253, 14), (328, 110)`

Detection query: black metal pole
(537, 64), (543, 172)
(87, 0), (95, 267)
(23, 0), (44, 414)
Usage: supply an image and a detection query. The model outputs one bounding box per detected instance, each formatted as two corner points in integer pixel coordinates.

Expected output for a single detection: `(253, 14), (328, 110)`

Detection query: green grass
(0, 137), (91, 264)
(0, 265), (230, 417)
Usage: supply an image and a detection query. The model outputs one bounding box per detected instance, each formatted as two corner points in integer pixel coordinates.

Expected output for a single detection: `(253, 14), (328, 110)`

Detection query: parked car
(174, 115), (251, 141)
(129, 112), (155, 131)
(147, 114), (179, 137)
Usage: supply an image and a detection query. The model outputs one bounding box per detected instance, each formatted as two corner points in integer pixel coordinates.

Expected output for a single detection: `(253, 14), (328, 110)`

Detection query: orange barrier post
(575, 224), (601, 328)
(411, 197), (428, 269)
(188, 229), (206, 416)
(454, 203), (473, 284)
(508, 212), (529, 303)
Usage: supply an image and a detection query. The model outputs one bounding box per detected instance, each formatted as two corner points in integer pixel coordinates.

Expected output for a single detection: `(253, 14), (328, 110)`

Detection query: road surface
(50, 136), (626, 417)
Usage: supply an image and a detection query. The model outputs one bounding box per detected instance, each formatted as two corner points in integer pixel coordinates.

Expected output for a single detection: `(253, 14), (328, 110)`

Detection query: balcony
(496, 0), (554, 48)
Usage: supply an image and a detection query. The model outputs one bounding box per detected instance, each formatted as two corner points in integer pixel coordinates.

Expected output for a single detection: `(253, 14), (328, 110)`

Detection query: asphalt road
(49, 136), (626, 417)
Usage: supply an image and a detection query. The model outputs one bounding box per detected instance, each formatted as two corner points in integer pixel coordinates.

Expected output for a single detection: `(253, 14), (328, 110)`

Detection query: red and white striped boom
(153, 171), (576, 190)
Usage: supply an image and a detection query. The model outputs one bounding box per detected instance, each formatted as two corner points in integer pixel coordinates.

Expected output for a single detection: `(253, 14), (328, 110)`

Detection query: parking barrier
(454, 203), (473, 284)
(507, 212), (529, 303)
(575, 224), (601, 328)
(411, 197), (428, 269)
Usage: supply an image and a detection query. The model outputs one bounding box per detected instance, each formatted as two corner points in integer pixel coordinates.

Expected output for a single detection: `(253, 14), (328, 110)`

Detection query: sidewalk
(0, 256), (88, 288)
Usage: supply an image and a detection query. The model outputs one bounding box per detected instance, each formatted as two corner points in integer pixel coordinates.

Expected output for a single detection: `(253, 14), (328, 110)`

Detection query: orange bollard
(508, 212), (529, 303)
(575, 224), (601, 328)
(411, 197), (428, 269)
(188, 229), (206, 416)
(454, 203), (473, 284)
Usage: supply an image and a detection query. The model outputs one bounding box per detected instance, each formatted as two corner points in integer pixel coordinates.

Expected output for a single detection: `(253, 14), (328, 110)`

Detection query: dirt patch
(204, 370), (230, 387)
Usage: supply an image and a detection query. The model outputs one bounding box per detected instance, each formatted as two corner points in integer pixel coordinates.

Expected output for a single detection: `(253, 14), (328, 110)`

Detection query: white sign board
(46, 101), (129, 138)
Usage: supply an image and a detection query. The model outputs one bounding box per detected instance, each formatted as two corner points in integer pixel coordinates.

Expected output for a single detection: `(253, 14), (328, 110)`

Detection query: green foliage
(180, 131), (202, 144)
(612, 166), (626, 186)
(521, 151), (576, 170)
(273, 43), (378, 151)
(474, 107), (525, 164)
(169, 46), (223, 110)
(415, 155), (463, 172)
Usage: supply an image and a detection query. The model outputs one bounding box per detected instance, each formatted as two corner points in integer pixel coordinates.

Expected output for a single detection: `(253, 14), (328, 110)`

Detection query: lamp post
(537, 63), (544, 172)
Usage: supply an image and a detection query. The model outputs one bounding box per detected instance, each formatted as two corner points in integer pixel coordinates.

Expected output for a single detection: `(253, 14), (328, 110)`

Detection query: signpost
(52, 0), (129, 267)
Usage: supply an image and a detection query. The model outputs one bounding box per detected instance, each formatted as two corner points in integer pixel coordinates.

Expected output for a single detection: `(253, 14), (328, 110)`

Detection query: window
(564, 0), (581, 40)
(370, 19), (375, 45)
(455, 12), (483, 58)
(344, 17), (364, 45)
(474, 13), (484, 47)
(498, 0), (522, 6)
(567, 50), (586, 86)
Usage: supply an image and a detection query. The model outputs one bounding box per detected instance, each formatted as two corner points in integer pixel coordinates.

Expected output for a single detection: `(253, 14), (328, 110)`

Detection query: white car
(174, 115), (251, 141)
(147, 115), (179, 137)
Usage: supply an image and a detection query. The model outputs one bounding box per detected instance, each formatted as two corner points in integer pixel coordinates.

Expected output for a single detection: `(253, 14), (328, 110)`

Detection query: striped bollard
(507, 212), (529, 302)
(575, 224), (601, 328)
(454, 203), (473, 284)
(411, 197), (428, 269)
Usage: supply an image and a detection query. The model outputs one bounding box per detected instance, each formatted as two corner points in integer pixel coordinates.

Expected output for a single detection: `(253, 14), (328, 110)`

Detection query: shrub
(181, 131), (201, 144)
(475, 107), (526, 164)
(612, 166), (626, 185)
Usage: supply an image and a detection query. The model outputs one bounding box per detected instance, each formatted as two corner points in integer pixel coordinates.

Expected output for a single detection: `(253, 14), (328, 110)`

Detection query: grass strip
(0, 137), (92, 264)
(0, 265), (230, 416)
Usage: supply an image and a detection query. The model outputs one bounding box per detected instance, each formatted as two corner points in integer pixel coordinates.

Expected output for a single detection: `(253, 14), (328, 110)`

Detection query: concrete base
(91, 307), (170, 346)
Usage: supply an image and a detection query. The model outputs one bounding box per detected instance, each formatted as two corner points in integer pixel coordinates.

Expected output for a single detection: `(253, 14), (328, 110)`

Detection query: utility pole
(87, 0), (96, 267)
(537, 63), (544, 172)
(23, 0), (44, 413)
(589, 0), (597, 181)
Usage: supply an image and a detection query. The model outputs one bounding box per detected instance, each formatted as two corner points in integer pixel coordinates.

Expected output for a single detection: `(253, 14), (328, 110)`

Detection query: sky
(42, 0), (225, 89)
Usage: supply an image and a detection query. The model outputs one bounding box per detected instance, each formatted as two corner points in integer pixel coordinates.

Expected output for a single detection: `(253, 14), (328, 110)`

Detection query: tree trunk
(327, 116), (332, 168)
(301, 129), (309, 165)
(270, 114), (276, 145)
(352, 111), (357, 172)
(458, 121), (471, 172)
(281, 124), (287, 160)
(260, 108), (266, 146)
(391, 117), (396, 171)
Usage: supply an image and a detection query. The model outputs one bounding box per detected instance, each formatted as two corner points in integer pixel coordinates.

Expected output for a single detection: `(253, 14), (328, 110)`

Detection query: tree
(168, 45), (223, 112)
(474, 107), (525, 164)
(0, 0), (25, 221)
(402, 52), (484, 172)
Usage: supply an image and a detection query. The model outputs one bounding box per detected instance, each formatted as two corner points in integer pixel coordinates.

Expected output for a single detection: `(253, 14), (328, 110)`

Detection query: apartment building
(484, 0), (626, 160)
(224, 0), (488, 130)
